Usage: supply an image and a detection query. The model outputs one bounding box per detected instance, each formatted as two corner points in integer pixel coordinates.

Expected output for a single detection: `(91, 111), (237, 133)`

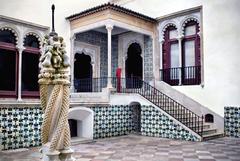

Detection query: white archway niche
(118, 32), (144, 78)
(68, 107), (94, 139)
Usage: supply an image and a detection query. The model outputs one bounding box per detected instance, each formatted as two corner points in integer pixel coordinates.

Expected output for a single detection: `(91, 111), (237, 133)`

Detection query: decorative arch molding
(124, 39), (143, 60)
(23, 31), (43, 47)
(74, 49), (94, 64)
(180, 16), (200, 36)
(0, 25), (20, 45)
(73, 41), (100, 78)
(159, 21), (178, 42)
(68, 107), (94, 139)
(129, 101), (141, 106)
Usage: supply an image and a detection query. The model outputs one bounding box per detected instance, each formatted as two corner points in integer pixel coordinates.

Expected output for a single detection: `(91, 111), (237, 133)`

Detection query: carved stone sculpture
(39, 34), (74, 161)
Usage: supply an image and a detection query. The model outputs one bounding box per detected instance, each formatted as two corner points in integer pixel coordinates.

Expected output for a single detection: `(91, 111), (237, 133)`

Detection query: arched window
(0, 29), (18, 97)
(162, 25), (179, 85)
(22, 34), (40, 97)
(182, 20), (201, 85)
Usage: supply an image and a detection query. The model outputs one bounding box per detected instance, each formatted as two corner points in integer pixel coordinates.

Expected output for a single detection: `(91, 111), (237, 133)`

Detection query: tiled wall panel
(141, 105), (199, 141)
(144, 35), (153, 82)
(225, 106), (240, 138)
(1, 104), (201, 150)
(0, 107), (42, 150)
(91, 105), (134, 139)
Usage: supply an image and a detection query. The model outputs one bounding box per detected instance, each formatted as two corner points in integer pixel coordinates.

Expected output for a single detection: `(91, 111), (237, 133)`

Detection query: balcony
(160, 66), (201, 86)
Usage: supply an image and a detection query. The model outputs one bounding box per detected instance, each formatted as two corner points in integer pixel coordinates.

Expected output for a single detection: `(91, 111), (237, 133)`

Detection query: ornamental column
(178, 36), (183, 85)
(17, 46), (25, 101)
(106, 24), (113, 88)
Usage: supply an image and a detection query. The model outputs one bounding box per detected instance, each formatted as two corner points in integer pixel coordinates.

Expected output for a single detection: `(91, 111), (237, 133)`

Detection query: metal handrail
(73, 76), (203, 136)
(112, 77), (203, 136)
(160, 66), (201, 86)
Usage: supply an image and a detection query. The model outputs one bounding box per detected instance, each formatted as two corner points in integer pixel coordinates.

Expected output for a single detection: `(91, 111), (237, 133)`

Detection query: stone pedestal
(46, 151), (61, 161)
(60, 149), (76, 161)
(41, 145), (75, 161)
(41, 144), (60, 161)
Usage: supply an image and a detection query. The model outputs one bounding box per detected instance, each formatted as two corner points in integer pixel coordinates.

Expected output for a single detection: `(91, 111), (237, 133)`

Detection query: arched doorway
(74, 53), (93, 92)
(130, 102), (141, 133)
(125, 43), (143, 88)
(68, 107), (94, 140)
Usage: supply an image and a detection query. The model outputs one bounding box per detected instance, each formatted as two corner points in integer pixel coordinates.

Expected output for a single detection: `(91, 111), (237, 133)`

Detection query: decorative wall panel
(141, 105), (199, 141)
(225, 106), (240, 138)
(91, 105), (134, 139)
(0, 107), (42, 150)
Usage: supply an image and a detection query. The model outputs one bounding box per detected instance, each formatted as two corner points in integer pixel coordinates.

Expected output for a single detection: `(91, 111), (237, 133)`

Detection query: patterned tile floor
(0, 135), (240, 161)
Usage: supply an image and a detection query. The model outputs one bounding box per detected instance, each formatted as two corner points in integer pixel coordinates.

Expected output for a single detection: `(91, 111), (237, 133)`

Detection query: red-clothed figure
(116, 68), (121, 92)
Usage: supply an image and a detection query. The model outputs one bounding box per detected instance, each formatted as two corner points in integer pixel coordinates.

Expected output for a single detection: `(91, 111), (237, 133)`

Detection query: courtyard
(0, 135), (240, 161)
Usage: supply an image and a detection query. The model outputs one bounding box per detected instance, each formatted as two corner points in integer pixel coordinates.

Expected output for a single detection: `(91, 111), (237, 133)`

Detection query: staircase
(112, 77), (224, 141)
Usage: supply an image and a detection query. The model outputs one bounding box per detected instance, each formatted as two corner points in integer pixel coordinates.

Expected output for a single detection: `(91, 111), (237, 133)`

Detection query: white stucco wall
(0, 0), (109, 57)
(1, 0), (240, 116)
(124, 0), (240, 116)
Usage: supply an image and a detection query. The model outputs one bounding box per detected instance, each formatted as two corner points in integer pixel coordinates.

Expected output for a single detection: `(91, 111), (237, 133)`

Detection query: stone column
(17, 46), (25, 101)
(106, 24), (113, 88)
(70, 34), (76, 92)
(178, 36), (183, 85)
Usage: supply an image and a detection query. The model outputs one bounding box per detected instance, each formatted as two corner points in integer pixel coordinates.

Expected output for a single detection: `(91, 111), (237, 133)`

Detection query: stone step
(202, 129), (217, 135)
(202, 132), (224, 141)
(186, 124), (210, 130)
(71, 137), (95, 145)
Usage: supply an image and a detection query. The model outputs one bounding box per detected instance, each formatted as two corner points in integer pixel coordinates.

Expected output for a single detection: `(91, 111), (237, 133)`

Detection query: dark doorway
(125, 43), (143, 88)
(131, 102), (141, 133)
(74, 53), (93, 92)
(68, 119), (78, 137)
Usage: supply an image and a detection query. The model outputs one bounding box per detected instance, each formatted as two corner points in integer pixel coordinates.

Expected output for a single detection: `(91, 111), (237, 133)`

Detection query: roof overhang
(66, 3), (157, 36)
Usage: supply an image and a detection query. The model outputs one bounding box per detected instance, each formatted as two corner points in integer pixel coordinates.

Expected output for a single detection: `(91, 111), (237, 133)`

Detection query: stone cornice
(0, 15), (49, 31)
(156, 6), (202, 22)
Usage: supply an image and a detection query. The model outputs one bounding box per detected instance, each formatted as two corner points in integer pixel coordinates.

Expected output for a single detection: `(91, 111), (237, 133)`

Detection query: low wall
(1, 104), (200, 150)
(91, 105), (134, 139)
(91, 105), (199, 141)
(224, 106), (240, 138)
(141, 105), (199, 141)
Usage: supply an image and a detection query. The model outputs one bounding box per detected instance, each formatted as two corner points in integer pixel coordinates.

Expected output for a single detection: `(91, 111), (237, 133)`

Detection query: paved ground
(1, 135), (240, 161)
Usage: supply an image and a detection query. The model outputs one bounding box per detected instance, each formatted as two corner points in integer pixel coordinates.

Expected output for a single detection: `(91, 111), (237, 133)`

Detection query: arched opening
(205, 114), (214, 123)
(0, 29), (17, 97)
(130, 102), (141, 133)
(22, 34), (40, 97)
(125, 43), (142, 88)
(68, 107), (94, 140)
(162, 25), (179, 85)
(182, 20), (201, 85)
(74, 53), (93, 92)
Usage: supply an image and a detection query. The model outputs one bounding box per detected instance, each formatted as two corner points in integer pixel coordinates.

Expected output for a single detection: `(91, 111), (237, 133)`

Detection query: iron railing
(160, 66), (201, 86)
(112, 77), (204, 136)
(74, 77), (108, 92)
(73, 76), (203, 136)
